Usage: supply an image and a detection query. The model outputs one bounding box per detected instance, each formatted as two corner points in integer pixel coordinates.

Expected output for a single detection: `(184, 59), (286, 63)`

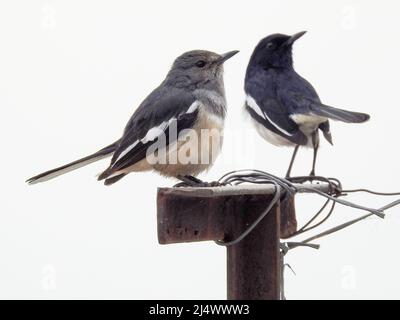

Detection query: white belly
(251, 114), (328, 148)
(153, 107), (224, 177)
(251, 118), (294, 147)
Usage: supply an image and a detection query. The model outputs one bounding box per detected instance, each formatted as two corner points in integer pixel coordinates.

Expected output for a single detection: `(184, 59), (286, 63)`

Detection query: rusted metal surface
(158, 186), (297, 243)
(157, 188), (227, 244)
(157, 187), (281, 300)
(226, 194), (280, 300)
(280, 196), (297, 238)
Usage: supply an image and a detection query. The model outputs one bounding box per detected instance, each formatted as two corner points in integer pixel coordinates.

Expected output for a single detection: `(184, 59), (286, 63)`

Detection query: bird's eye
(195, 60), (206, 68)
(266, 42), (275, 49)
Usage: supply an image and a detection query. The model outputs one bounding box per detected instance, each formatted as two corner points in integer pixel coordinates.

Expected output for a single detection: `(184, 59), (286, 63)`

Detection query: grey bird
(244, 31), (370, 177)
(27, 50), (239, 186)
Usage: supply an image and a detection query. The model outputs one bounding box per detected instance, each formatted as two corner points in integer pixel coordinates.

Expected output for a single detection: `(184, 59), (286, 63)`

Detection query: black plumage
(245, 32), (370, 177)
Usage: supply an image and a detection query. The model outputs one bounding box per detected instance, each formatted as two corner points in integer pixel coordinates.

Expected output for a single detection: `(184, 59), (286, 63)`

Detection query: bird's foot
(174, 175), (226, 188)
(205, 180), (226, 187)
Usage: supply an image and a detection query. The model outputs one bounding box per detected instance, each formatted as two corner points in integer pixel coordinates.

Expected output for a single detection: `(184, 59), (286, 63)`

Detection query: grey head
(165, 50), (239, 91)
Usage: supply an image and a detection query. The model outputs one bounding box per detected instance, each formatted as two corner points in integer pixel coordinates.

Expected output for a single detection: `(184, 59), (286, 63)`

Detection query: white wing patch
(186, 101), (200, 114)
(246, 95), (265, 119)
(113, 100), (201, 166)
(114, 140), (140, 164)
(246, 95), (294, 137)
(141, 121), (169, 143)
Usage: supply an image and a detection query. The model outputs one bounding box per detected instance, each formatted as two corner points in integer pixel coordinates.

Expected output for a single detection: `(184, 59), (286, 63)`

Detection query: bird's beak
(217, 50), (239, 64)
(285, 31), (307, 46)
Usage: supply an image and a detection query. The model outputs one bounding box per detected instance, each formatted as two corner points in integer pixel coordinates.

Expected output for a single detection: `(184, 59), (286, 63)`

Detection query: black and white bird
(244, 31), (370, 177)
(27, 50), (238, 186)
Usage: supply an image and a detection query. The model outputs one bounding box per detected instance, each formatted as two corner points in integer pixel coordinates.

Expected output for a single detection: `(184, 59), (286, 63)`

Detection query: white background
(1, 0), (399, 299)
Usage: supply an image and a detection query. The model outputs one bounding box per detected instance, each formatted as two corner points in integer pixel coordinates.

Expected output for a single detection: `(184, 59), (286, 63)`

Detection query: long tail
(310, 101), (370, 123)
(26, 141), (119, 185)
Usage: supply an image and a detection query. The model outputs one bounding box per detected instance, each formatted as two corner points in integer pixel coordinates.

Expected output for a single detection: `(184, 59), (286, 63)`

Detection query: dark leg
(176, 175), (203, 186)
(285, 145), (300, 178)
(182, 175), (203, 184)
(310, 132), (320, 176)
(175, 175), (225, 188)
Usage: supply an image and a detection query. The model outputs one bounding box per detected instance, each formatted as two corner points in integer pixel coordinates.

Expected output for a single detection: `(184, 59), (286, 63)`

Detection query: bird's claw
(174, 175), (226, 188)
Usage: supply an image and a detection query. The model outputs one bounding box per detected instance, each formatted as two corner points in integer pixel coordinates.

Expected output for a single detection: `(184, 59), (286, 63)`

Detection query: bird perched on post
(27, 50), (239, 186)
(244, 31), (370, 177)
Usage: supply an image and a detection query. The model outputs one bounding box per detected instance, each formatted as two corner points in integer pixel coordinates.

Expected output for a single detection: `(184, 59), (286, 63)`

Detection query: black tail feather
(104, 174), (127, 186)
(26, 141), (119, 185)
(310, 102), (370, 123)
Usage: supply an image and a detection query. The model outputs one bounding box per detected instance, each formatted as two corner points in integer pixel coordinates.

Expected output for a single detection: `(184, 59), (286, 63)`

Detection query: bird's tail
(26, 141), (119, 185)
(310, 102), (370, 123)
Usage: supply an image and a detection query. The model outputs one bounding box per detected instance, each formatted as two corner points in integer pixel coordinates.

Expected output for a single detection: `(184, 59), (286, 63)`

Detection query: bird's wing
(98, 87), (199, 180)
(245, 94), (308, 145)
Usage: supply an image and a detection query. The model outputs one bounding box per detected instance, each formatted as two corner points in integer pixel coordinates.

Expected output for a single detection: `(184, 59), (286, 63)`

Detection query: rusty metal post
(226, 195), (281, 299)
(157, 185), (293, 300)
(280, 196), (297, 239)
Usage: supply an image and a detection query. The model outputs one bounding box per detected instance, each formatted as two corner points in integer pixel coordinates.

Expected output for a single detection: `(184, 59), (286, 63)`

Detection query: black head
(249, 31), (306, 69)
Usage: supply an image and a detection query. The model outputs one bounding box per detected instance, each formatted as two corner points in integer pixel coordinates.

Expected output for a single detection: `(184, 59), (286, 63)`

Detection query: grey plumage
(27, 50), (238, 185)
